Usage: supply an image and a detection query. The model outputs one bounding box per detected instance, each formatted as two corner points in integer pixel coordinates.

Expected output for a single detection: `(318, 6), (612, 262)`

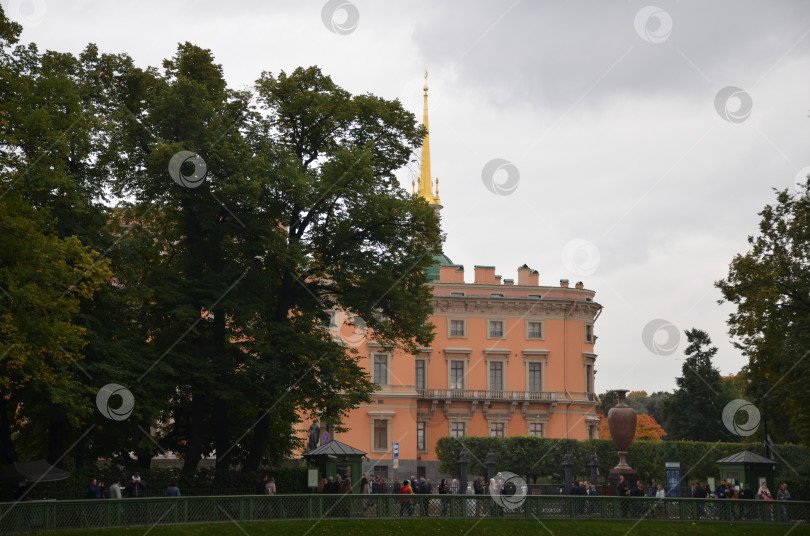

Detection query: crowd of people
(689, 479), (793, 521)
(77, 472), (179, 499)
(610, 475), (796, 521)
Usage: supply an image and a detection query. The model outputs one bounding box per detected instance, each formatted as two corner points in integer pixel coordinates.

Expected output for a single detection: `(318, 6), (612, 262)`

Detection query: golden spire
(418, 71), (440, 206)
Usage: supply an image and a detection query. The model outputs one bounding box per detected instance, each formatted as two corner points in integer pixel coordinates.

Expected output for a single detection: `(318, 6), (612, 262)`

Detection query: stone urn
(607, 389), (636, 470)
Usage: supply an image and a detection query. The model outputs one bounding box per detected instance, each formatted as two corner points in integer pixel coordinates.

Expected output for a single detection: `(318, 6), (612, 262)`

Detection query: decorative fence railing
(1, 494), (808, 534)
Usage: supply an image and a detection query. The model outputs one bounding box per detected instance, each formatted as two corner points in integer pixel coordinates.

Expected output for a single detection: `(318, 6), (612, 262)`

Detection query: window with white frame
(373, 354), (388, 385)
(328, 311), (337, 328)
(528, 422), (543, 437)
(489, 320), (504, 338)
(450, 360), (465, 390)
(450, 422), (466, 437)
(490, 422), (505, 437)
(415, 359), (426, 390)
(527, 321), (543, 339)
(417, 421), (426, 451)
(588, 423), (597, 440)
(489, 361), (504, 391)
(528, 362), (543, 392)
(373, 419), (388, 450)
(585, 324), (593, 343)
(449, 319), (466, 337)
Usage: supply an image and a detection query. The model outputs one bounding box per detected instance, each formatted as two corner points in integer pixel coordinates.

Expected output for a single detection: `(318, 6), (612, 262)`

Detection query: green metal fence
(1, 494), (808, 533)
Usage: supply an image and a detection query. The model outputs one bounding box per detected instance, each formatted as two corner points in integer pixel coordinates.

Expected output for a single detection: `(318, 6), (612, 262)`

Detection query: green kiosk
(304, 440), (367, 483)
(716, 451), (776, 489)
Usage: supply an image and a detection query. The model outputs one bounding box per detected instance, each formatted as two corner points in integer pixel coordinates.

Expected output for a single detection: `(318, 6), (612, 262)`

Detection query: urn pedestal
(606, 389), (638, 495)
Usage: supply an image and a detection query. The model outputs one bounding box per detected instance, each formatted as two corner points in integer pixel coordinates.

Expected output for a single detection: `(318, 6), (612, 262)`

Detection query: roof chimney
(474, 266), (497, 284)
(517, 264), (532, 285)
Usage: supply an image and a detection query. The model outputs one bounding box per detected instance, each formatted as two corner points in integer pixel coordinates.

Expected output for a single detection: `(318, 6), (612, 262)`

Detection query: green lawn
(22, 519), (810, 536)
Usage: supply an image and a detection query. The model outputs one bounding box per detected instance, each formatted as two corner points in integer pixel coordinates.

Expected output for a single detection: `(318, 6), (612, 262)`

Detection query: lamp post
(459, 451), (469, 495)
(563, 453), (573, 494)
(486, 452), (496, 483)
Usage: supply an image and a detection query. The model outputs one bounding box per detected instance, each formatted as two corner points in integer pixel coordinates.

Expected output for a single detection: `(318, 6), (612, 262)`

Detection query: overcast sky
(6, 0), (809, 393)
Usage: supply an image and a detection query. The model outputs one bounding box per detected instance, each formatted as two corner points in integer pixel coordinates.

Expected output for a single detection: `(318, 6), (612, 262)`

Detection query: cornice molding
(432, 298), (601, 321)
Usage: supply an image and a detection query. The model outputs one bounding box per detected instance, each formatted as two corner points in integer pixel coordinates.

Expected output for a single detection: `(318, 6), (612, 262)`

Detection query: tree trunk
(182, 391), (206, 473)
(47, 404), (67, 467)
(213, 397), (230, 475)
(0, 396), (18, 464)
(241, 411), (269, 473)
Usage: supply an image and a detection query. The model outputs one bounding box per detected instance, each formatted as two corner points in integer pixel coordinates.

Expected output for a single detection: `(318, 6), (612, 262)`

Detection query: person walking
(777, 483), (791, 521)
(338, 477), (352, 517)
(360, 477), (371, 516)
(265, 477), (277, 495)
(473, 477), (485, 517)
(439, 478), (450, 516)
(399, 480), (414, 516)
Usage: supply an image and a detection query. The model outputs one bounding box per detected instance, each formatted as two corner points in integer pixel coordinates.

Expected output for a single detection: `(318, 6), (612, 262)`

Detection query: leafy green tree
(1, 7), (441, 475)
(662, 329), (733, 442)
(108, 51), (441, 473)
(716, 186), (810, 448)
(0, 7), (115, 464)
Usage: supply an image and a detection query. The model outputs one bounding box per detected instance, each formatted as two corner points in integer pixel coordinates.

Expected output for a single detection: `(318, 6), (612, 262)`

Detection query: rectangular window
(585, 325), (593, 343)
(528, 294), (542, 299)
(588, 424), (597, 440)
(328, 311), (337, 328)
(373, 419), (388, 450)
(528, 423), (543, 437)
(450, 319), (465, 337)
(490, 422), (505, 437)
(373, 355), (388, 385)
(489, 320), (504, 338)
(450, 361), (465, 390)
(528, 363), (543, 392)
(586, 364), (594, 393)
(417, 422), (426, 451)
(527, 322), (542, 339)
(415, 360), (426, 390)
(490, 293), (504, 298)
(450, 292), (465, 297)
(373, 465), (389, 479)
(450, 422), (466, 438)
(489, 361), (503, 391)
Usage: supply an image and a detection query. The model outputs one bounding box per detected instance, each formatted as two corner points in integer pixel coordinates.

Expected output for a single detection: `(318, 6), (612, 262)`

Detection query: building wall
(309, 266), (602, 482)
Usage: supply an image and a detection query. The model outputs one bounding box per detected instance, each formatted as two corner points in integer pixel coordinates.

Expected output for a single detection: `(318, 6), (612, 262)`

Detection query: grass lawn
(22, 519), (810, 536)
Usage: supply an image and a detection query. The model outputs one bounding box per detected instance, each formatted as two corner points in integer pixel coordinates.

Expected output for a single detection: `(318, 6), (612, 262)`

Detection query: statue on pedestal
(307, 422), (320, 451)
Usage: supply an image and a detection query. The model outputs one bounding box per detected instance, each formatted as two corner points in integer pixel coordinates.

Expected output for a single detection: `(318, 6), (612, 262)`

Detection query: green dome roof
(425, 253), (455, 282)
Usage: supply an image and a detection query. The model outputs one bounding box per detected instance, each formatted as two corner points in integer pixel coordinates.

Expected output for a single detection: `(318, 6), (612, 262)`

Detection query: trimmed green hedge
(435, 436), (810, 498)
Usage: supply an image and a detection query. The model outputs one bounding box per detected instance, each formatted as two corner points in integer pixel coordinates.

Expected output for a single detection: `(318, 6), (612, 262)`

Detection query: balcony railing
(417, 389), (556, 401)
